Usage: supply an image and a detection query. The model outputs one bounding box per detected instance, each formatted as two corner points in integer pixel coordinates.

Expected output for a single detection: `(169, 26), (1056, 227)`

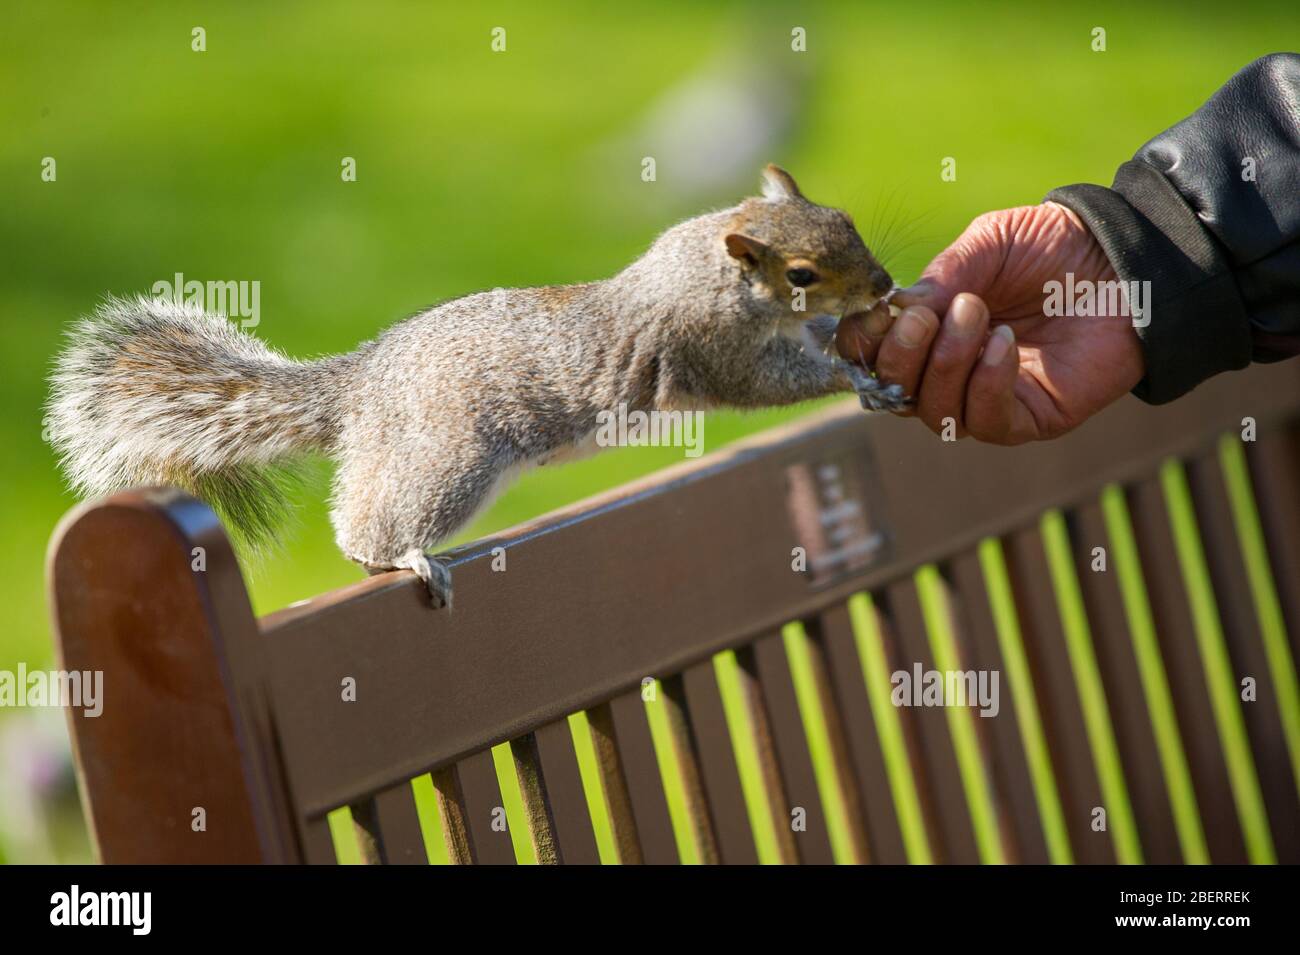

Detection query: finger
(963, 325), (1020, 443)
(892, 212), (1004, 315)
(835, 300), (894, 367)
(875, 306), (941, 410)
(916, 293), (990, 436)
(891, 278), (946, 313)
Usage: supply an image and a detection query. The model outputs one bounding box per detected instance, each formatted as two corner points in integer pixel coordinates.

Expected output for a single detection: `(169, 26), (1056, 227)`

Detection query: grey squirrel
(48, 165), (905, 608)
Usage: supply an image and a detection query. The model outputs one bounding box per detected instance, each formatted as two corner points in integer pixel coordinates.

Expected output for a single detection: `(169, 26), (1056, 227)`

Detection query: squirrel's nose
(871, 269), (894, 296)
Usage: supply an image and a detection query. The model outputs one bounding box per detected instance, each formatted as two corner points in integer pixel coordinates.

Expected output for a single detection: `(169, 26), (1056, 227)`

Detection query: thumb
(964, 325), (1037, 445)
(892, 213), (1003, 316)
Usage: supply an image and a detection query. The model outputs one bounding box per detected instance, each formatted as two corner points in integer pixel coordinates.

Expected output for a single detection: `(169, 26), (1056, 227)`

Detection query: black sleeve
(1045, 53), (1300, 404)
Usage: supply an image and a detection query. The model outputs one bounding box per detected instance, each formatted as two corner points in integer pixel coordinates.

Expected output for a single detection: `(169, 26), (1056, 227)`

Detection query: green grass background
(0, 0), (1293, 862)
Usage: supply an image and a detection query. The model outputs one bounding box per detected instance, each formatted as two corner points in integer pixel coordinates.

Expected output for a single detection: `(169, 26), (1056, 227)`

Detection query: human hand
(835, 203), (1145, 444)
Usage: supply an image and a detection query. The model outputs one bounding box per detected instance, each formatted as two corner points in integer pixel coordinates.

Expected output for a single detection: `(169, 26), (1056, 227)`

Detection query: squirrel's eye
(786, 268), (817, 287)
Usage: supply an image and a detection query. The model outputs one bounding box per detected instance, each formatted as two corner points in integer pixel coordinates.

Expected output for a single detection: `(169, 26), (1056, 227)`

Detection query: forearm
(1047, 53), (1300, 404)
(730, 334), (850, 407)
(724, 332), (907, 414)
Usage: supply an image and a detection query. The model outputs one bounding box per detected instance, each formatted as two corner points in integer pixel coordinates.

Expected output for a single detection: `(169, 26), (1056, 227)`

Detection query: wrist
(1045, 178), (1251, 404)
(1045, 200), (1117, 285)
(1043, 199), (1145, 393)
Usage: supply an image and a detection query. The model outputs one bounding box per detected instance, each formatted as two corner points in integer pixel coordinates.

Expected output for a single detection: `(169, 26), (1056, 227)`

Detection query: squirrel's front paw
(839, 361), (912, 414)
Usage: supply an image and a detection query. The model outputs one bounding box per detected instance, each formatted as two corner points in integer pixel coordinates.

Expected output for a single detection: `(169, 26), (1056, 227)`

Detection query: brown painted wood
(508, 733), (560, 864)
(1125, 479), (1249, 864)
(588, 692), (678, 864)
(946, 551), (1050, 864)
(440, 749), (516, 865)
(1245, 425), (1300, 666)
(882, 579), (980, 863)
(254, 364), (1300, 817)
(47, 363), (1300, 865)
(790, 619), (871, 862)
(352, 780), (427, 864)
(1185, 452), (1300, 862)
(656, 676), (721, 863)
(1003, 527), (1116, 864)
(731, 647), (800, 863)
(741, 632), (836, 864)
(586, 703), (643, 864)
(531, 719), (601, 865)
(926, 567), (1015, 863)
(809, 604), (908, 863)
(47, 488), (298, 863)
(299, 816), (337, 865)
(678, 660), (759, 864)
(431, 765), (473, 864)
(1066, 503), (1181, 863)
(856, 595), (943, 859)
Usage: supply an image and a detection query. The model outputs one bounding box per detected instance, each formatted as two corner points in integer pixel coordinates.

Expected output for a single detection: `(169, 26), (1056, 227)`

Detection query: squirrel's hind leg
(333, 443), (521, 612)
(361, 549), (453, 609)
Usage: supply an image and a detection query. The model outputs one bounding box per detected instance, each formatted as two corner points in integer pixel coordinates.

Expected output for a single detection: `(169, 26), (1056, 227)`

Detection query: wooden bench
(48, 361), (1300, 864)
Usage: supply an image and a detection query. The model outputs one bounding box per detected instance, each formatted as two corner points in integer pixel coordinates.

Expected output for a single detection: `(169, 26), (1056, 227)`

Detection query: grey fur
(47, 166), (903, 607)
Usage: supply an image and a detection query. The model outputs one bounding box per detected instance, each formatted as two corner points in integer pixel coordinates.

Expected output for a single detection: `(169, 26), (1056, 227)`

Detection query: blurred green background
(0, 0), (1291, 862)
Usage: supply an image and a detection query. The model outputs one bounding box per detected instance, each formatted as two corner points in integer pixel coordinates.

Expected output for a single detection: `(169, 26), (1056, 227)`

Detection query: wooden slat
(1126, 479), (1248, 863)
(530, 719), (601, 864)
(434, 749), (516, 865)
(883, 579), (980, 863)
(678, 660), (759, 864)
(927, 566), (1014, 863)
(740, 633), (836, 864)
(352, 780), (428, 865)
(732, 649), (800, 863)
(586, 703), (642, 864)
(431, 765), (472, 864)
(298, 816), (338, 865)
(791, 619), (871, 862)
(509, 733), (560, 864)
(1066, 503), (1182, 863)
(1245, 425), (1300, 665)
(809, 604), (909, 863)
(947, 551), (1050, 864)
(588, 692), (678, 864)
(657, 676), (721, 863)
(1186, 453), (1300, 862)
(1003, 528), (1115, 864)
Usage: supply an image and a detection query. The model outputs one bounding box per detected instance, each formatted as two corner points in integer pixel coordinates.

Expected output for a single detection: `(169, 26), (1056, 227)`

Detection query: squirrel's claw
(838, 360), (912, 414)
(391, 548), (454, 610)
(858, 381), (911, 413)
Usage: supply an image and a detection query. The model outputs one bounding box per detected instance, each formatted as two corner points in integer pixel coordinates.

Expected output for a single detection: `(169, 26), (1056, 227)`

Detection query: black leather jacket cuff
(1046, 164), (1253, 404)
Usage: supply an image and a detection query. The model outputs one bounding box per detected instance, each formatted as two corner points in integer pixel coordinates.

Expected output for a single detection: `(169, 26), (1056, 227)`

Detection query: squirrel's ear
(761, 164), (804, 201)
(725, 232), (768, 266)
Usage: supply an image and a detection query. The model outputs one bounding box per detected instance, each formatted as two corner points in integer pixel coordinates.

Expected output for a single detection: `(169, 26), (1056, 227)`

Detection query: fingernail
(894, 308), (931, 348)
(982, 325), (1015, 366)
(951, 294), (986, 337)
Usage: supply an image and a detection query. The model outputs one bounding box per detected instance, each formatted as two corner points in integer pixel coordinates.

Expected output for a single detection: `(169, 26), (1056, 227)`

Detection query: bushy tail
(48, 295), (350, 547)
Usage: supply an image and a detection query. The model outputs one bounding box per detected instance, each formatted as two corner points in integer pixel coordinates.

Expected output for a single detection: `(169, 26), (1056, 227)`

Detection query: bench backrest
(48, 362), (1300, 863)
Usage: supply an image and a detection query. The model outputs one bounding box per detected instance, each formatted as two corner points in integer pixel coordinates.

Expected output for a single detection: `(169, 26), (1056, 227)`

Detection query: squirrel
(48, 165), (905, 608)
